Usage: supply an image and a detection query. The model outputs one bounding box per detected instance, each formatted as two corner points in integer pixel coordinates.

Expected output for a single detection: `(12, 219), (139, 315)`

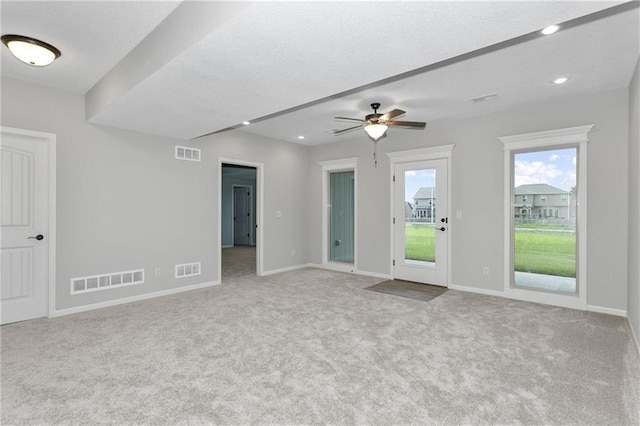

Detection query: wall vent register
(175, 145), (201, 162)
(175, 262), (201, 278)
(71, 269), (144, 294)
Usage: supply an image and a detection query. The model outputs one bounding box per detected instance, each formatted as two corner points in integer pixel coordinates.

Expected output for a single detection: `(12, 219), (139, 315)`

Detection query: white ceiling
(1, 1), (638, 145)
(0, 1), (181, 93)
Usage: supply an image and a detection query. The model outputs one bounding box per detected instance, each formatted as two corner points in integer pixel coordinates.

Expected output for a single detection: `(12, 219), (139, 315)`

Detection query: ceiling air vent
(175, 145), (201, 162)
(470, 93), (499, 103)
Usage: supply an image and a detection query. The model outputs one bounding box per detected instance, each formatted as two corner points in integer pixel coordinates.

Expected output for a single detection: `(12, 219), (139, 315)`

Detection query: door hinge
(392, 175), (395, 182)
(393, 217), (395, 224)
(393, 259), (395, 266)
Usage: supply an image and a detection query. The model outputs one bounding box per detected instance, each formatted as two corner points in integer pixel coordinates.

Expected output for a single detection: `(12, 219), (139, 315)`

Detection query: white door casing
(1, 127), (56, 324)
(387, 145), (454, 287)
(393, 159), (449, 286)
(218, 158), (263, 279)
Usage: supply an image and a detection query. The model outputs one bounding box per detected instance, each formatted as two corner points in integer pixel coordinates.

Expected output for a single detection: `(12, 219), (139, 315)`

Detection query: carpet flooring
(365, 279), (448, 302)
(2, 247), (639, 424)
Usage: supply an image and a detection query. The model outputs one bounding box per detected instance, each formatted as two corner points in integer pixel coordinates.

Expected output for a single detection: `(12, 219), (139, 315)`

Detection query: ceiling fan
(333, 102), (426, 141)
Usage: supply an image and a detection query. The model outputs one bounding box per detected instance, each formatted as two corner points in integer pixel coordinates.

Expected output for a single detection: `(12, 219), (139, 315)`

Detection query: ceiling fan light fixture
(364, 123), (388, 141)
(1, 34), (61, 67)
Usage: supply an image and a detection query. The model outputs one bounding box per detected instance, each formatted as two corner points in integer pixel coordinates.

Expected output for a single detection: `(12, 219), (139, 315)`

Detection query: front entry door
(393, 159), (448, 286)
(233, 186), (252, 246)
(1, 129), (49, 324)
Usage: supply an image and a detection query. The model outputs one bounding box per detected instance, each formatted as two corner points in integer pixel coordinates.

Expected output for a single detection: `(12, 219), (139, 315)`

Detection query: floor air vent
(71, 269), (144, 294)
(175, 145), (201, 162)
(175, 262), (201, 278)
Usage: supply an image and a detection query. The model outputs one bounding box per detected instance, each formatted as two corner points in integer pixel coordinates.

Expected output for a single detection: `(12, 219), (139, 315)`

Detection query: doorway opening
(219, 160), (263, 281)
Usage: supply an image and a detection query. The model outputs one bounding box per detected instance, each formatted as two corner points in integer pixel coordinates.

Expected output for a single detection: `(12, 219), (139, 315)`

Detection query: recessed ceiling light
(242, 121), (250, 126)
(298, 136), (305, 140)
(541, 25), (559, 35)
(1, 34), (61, 66)
(553, 76), (570, 85)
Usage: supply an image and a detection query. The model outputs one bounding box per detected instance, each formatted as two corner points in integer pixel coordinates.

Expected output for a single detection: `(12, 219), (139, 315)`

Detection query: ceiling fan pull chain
(373, 140), (378, 168)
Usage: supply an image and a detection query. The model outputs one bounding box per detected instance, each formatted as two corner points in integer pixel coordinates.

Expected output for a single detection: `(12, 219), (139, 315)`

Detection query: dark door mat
(365, 279), (448, 302)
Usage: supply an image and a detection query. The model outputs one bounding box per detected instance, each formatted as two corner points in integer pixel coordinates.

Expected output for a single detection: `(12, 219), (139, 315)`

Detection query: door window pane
(329, 171), (354, 263)
(513, 147), (577, 293)
(405, 168), (436, 263)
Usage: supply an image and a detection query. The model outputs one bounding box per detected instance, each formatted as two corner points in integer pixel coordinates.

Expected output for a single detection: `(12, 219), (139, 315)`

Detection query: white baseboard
(51, 280), (220, 318)
(221, 245), (233, 249)
(450, 284), (628, 317)
(586, 304), (627, 317)
(628, 317), (640, 356)
(354, 269), (392, 280)
(261, 264), (310, 276)
(449, 284), (504, 297)
(308, 263), (391, 280)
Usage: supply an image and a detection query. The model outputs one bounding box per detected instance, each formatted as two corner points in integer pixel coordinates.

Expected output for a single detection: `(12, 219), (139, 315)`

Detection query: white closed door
(1, 131), (49, 324)
(394, 159), (449, 286)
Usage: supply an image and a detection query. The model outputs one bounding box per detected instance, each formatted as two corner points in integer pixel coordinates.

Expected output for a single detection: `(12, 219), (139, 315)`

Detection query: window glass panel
(404, 168), (436, 263)
(513, 147), (577, 293)
(329, 171), (354, 263)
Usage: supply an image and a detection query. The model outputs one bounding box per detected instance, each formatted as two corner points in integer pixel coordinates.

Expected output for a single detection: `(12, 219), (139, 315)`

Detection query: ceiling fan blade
(379, 109), (406, 122)
(334, 116), (366, 123)
(387, 120), (426, 128)
(333, 125), (363, 135)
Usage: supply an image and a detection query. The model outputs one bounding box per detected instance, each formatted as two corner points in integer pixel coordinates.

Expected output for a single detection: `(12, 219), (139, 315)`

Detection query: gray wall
(2, 77), (217, 310)
(1, 77), (309, 311)
(309, 87), (630, 311)
(198, 131), (310, 272)
(628, 58), (640, 341)
(221, 166), (256, 247)
(1, 75), (633, 315)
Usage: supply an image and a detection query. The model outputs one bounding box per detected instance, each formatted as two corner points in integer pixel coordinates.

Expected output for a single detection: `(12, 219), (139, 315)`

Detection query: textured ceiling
(243, 4), (640, 146)
(1, 1), (637, 144)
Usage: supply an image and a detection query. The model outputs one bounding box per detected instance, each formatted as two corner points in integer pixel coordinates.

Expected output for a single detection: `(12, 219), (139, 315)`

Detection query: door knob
(28, 234), (44, 240)
(437, 227), (446, 232)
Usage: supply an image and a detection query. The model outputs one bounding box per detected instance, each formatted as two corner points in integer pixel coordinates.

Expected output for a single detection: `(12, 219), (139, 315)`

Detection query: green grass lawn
(515, 230), (576, 277)
(405, 226), (436, 262)
(404, 225), (576, 277)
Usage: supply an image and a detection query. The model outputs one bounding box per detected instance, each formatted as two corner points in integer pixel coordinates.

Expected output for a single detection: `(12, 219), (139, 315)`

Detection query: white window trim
(386, 145), (454, 283)
(319, 157), (359, 272)
(499, 125), (593, 310)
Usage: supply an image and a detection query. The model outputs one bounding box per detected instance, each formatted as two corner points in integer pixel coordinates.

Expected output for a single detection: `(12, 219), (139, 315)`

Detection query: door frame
(319, 157), (359, 272)
(499, 125), (592, 310)
(1, 126), (57, 318)
(218, 158), (263, 279)
(231, 184), (254, 246)
(387, 145), (454, 285)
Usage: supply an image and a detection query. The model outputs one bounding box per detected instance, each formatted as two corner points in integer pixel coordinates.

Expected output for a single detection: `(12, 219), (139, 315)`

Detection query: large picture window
(512, 147), (577, 293)
(500, 125), (592, 309)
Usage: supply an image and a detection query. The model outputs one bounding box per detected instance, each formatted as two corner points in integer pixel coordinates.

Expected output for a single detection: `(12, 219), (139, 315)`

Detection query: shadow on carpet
(365, 279), (448, 302)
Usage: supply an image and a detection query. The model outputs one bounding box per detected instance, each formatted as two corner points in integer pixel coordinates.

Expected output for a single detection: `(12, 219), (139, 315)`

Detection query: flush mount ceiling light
(1, 34), (61, 66)
(297, 135), (305, 140)
(553, 76), (570, 85)
(541, 25), (560, 35)
(242, 121), (251, 126)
